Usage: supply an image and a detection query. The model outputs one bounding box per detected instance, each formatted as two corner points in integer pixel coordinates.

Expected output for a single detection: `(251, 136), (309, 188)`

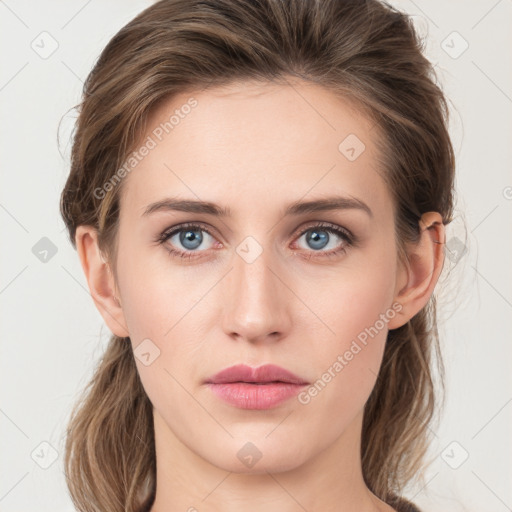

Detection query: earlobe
(387, 212), (445, 330)
(75, 225), (129, 337)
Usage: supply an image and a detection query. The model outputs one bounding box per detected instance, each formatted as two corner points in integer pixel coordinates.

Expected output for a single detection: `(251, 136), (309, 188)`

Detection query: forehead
(119, 79), (390, 222)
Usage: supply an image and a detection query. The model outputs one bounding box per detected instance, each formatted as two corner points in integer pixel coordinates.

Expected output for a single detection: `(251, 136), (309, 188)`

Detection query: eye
(157, 223), (219, 260)
(292, 222), (354, 258)
(157, 221), (354, 261)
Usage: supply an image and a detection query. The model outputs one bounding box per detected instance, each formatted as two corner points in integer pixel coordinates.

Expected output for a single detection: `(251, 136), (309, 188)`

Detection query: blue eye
(175, 228), (205, 250)
(157, 222), (354, 261)
(158, 224), (216, 259)
(291, 223), (353, 259)
(299, 227), (344, 251)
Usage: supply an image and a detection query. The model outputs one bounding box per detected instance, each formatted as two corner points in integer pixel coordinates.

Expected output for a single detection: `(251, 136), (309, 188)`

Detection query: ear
(75, 225), (130, 337)
(387, 212), (446, 330)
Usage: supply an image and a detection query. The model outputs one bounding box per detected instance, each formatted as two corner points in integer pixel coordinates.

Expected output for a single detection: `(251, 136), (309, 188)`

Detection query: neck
(149, 409), (394, 512)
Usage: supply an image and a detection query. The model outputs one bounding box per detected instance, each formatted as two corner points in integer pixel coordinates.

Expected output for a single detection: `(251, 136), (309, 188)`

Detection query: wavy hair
(60, 0), (455, 510)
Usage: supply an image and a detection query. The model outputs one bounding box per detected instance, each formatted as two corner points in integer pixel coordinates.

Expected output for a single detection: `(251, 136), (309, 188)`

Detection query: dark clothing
(390, 495), (422, 512)
(141, 493), (422, 511)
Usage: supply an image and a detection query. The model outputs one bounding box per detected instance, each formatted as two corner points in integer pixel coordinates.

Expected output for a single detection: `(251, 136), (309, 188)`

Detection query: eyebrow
(142, 195), (373, 218)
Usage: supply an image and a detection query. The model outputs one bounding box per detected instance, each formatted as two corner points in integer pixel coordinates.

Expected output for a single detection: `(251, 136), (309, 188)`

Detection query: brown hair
(60, 0), (455, 511)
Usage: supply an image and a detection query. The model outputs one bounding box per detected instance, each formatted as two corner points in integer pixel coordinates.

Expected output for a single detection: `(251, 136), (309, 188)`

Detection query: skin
(76, 79), (445, 512)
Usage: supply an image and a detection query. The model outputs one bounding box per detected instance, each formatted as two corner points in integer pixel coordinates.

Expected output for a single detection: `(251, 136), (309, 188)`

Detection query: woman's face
(112, 79), (408, 473)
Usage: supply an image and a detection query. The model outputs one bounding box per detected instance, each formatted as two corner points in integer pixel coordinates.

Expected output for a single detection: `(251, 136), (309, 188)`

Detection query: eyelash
(156, 221), (355, 261)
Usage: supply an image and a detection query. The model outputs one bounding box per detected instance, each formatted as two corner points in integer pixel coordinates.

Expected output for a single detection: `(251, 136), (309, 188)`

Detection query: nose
(221, 246), (292, 344)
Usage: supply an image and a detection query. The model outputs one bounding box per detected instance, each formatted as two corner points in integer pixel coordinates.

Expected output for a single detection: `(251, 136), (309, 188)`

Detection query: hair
(59, 0), (456, 511)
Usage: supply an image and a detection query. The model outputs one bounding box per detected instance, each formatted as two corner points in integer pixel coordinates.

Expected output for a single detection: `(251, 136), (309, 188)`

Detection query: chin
(206, 436), (311, 475)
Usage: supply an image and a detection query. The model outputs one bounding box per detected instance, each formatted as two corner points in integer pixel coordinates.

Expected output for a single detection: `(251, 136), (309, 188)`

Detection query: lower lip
(207, 382), (307, 410)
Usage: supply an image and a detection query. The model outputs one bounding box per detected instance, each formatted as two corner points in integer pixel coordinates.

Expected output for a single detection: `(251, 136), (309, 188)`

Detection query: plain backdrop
(1, 1), (511, 511)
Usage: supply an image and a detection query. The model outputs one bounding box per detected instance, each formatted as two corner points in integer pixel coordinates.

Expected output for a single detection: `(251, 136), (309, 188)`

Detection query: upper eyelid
(161, 221), (353, 244)
(161, 222), (217, 240)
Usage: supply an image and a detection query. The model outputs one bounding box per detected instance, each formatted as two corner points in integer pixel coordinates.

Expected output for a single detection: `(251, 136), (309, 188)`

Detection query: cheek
(305, 243), (397, 349)
(115, 247), (215, 391)
(295, 293), (391, 442)
(115, 237), (195, 341)
(118, 260), (207, 418)
(296, 244), (397, 413)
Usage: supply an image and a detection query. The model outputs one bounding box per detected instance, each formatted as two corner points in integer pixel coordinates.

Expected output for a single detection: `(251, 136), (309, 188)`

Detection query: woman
(60, 0), (455, 510)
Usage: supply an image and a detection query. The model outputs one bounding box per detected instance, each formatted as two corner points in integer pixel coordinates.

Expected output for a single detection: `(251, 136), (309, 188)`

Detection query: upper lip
(206, 364), (309, 385)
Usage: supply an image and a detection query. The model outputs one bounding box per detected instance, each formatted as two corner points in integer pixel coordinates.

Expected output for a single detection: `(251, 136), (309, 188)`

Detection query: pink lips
(205, 364), (309, 410)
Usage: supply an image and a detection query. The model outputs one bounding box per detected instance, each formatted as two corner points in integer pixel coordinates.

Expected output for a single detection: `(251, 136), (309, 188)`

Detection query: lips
(205, 364), (309, 385)
(205, 364), (309, 410)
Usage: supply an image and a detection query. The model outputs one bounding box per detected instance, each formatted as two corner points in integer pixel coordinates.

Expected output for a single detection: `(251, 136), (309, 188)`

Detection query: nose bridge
(221, 238), (291, 343)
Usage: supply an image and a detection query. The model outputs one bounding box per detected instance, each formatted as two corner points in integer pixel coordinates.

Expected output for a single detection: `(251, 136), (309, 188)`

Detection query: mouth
(205, 364), (309, 410)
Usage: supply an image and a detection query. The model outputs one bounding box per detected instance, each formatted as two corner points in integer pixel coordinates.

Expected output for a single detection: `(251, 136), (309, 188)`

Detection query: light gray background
(1, 1), (511, 511)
